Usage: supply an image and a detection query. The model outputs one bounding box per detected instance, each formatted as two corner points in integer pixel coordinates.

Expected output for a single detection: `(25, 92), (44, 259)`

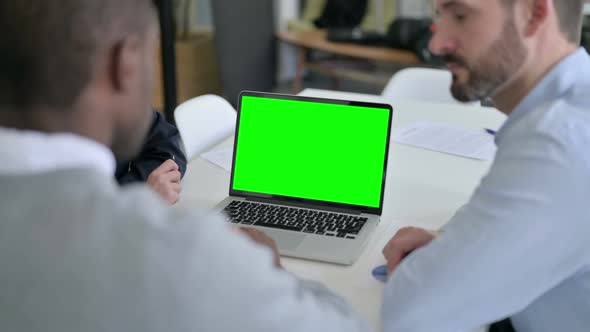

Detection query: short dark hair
(554, 0), (584, 43)
(0, 0), (156, 111)
(502, 0), (584, 43)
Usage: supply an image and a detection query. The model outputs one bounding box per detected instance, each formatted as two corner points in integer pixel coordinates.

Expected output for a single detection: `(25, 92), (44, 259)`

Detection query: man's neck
(492, 42), (578, 115)
(0, 105), (109, 147)
(0, 107), (61, 132)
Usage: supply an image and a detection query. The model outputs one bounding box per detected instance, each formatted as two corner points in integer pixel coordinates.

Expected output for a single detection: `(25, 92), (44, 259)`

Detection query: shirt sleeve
(382, 129), (590, 331)
(115, 111), (187, 185)
(134, 206), (371, 332)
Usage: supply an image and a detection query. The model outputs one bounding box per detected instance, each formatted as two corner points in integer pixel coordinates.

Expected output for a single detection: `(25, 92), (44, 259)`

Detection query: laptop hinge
(245, 197), (362, 215)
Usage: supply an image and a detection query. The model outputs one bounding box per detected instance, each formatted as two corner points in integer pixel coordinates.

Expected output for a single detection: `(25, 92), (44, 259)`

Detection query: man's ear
(107, 36), (141, 93)
(523, 0), (550, 37)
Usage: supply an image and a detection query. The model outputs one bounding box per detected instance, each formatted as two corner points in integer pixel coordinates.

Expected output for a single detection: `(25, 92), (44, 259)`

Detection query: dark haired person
(0, 1), (369, 331)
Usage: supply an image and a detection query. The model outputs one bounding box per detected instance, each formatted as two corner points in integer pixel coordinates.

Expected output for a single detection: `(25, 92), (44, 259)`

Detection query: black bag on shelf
(385, 18), (444, 65)
(313, 0), (368, 29)
(326, 28), (389, 46)
(324, 16), (445, 66)
(385, 18), (432, 49)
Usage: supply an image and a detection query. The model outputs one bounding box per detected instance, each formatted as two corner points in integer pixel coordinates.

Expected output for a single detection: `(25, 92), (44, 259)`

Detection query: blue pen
(485, 128), (496, 135)
(372, 264), (388, 283)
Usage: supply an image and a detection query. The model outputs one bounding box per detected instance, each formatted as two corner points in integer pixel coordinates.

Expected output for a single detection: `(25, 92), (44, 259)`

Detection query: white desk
(177, 89), (507, 331)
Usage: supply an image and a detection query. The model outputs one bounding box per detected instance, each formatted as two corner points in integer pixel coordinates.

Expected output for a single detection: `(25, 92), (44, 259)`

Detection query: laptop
(214, 91), (393, 265)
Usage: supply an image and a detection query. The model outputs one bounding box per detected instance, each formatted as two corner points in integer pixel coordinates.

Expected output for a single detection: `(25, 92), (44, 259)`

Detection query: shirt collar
(0, 127), (116, 176)
(495, 48), (590, 143)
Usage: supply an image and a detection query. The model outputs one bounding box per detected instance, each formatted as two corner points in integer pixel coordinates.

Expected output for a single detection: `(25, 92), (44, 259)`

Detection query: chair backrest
(381, 67), (480, 106)
(174, 95), (237, 161)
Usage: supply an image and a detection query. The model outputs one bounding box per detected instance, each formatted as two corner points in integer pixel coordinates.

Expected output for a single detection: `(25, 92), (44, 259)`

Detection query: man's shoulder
(509, 94), (590, 151)
(1, 168), (232, 267)
(538, 95), (590, 145)
(80, 170), (209, 227)
(494, 95), (590, 179)
(112, 182), (212, 229)
(1, 168), (207, 228)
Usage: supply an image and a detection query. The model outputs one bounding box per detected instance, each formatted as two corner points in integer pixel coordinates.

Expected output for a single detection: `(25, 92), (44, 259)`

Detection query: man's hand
(382, 227), (439, 276)
(147, 159), (182, 205)
(238, 228), (282, 269)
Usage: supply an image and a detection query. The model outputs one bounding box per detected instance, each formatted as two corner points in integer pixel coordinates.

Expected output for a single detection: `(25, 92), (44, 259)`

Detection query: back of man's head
(0, 0), (155, 111)
(553, 0), (584, 43)
(0, 0), (158, 160)
(501, 0), (584, 43)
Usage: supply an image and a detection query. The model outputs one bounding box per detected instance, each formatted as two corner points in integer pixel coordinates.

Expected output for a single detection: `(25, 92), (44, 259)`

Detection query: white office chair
(381, 67), (480, 106)
(174, 94), (237, 161)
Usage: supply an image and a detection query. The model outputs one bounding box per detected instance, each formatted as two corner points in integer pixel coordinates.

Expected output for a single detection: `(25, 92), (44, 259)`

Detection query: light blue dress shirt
(382, 48), (590, 332)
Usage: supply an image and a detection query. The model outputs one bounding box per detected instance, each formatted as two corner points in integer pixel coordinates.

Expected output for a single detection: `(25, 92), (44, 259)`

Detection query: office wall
(195, 0), (212, 27)
(396, 0), (432, 18)
(188, 0), (296, 86)
(275, 0), (300, 82)
(211, 0), (276, 105)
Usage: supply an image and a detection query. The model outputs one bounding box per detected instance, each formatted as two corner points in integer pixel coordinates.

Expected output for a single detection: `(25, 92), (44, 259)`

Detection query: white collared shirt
(0, 127), (370, 332)
(0, 127), (115, 176)
(383, 48), (590, 332)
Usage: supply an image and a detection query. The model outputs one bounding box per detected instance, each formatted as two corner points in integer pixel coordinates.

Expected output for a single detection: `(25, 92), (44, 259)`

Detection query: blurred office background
(154, 0), (590, 111)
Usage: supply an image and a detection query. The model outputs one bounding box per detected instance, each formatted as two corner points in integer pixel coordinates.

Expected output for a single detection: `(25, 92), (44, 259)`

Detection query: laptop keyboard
(222, 200), (368, 239)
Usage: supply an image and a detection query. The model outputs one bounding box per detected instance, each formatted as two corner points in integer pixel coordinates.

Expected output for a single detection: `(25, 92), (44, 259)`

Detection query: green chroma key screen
(232, 95), (391, 208)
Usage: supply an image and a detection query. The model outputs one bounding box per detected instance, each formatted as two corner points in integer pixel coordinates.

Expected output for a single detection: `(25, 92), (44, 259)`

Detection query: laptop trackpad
(265, 229), (304, 251)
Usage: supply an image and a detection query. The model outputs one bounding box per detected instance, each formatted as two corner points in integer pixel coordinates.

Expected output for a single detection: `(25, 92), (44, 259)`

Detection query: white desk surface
(177, 88), (507, 331)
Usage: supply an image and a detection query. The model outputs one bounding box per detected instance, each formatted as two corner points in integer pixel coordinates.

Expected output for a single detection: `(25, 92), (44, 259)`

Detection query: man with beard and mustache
(381, 1), (590, 331)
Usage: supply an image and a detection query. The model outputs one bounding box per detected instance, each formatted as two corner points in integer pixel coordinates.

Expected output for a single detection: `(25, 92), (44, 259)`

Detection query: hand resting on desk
(382, 227), (440, 276)
(239, 228), (282, 269)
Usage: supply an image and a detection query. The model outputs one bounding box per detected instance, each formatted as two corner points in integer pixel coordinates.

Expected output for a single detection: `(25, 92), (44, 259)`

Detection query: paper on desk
(201, 147), (233, 172)
(392, 122), (497, 160)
